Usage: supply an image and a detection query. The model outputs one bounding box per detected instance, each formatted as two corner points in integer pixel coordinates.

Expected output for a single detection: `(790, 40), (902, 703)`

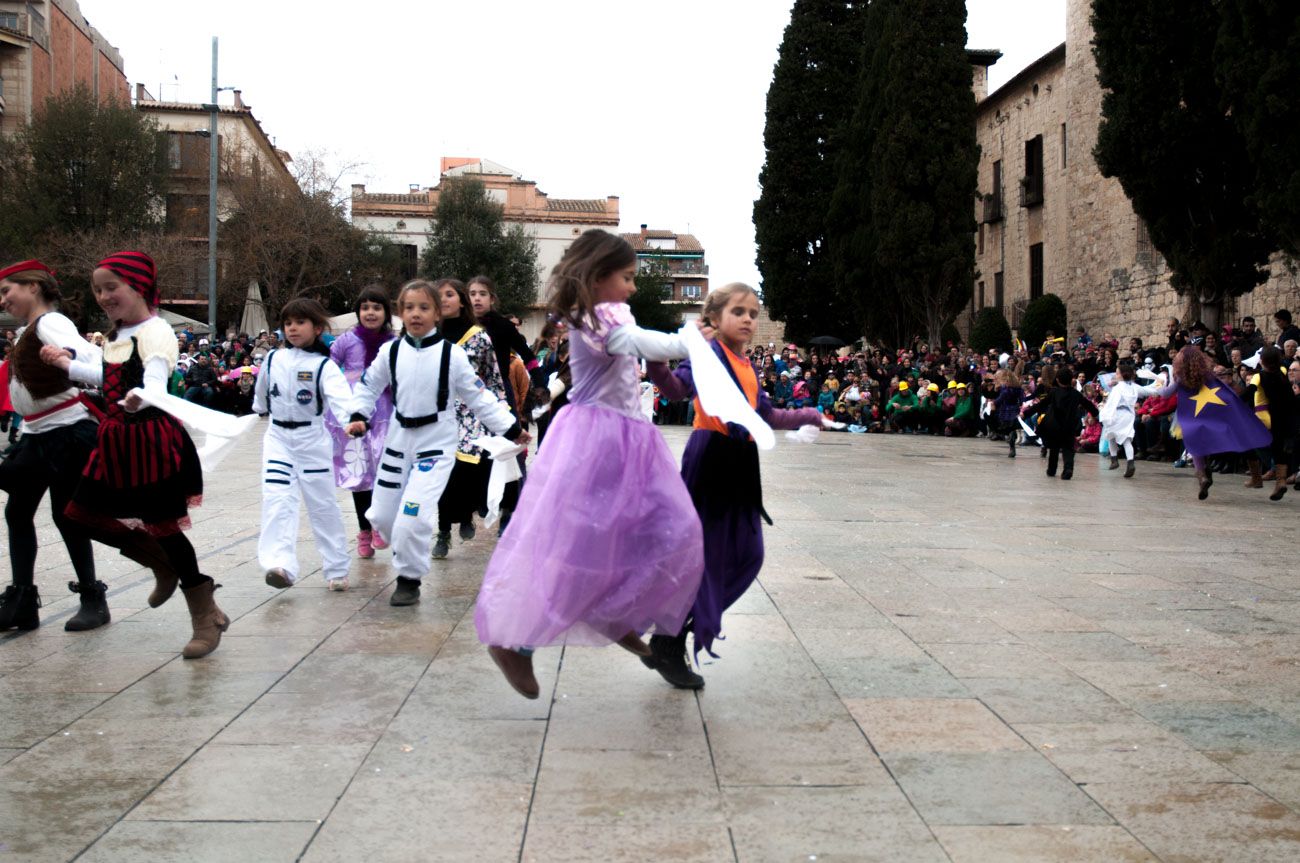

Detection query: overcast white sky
(82, 0), (1065, 292)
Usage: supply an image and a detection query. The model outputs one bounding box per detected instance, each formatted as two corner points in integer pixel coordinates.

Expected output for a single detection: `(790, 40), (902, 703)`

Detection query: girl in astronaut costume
(254, 298), (354, 591)
(346, 280), (528, 608)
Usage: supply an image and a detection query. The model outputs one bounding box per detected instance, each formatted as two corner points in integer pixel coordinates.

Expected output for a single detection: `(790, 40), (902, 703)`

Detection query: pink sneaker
(357, 530), (374, 559)
(370, 530), (388, 551)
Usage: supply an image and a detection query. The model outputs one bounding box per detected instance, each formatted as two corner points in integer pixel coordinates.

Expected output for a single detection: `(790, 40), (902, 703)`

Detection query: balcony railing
(1019, 174), (1044, 208)
(981, 193), (1003, 223)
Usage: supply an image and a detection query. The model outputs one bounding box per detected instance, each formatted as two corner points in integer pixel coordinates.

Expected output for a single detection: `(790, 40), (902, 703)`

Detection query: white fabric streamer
(785, 424), (821, 444)
(470, 435), (525, 527)
(682, 323), (775, 450)
(130, 387), (260, 472)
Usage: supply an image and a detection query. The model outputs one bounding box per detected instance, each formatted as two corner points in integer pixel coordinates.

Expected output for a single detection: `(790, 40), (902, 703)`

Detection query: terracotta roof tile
(547, 199), (610, 213)
(620, 231), (704, 252)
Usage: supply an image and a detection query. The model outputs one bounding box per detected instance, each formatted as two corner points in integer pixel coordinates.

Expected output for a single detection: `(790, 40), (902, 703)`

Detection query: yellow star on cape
(1190, 383), (1227, 417)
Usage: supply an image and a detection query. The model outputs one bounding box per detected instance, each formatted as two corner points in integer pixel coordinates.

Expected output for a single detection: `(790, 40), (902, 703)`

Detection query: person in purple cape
(645, 282), (827, 688)
(1163, 346), (1271, 500)
(325, 285), (396, 557)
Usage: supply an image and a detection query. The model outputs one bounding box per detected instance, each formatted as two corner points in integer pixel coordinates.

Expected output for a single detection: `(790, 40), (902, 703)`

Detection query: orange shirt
(694, 344), (759, 435)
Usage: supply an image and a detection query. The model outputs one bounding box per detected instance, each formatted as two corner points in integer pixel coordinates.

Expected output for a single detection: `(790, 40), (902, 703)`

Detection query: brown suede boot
(488, 646), (539, 699)
(181, 581), (230, 659)
(1271, 463), (1289, 502)
(1245, 459), (1264, 489)
(149, 572), (180, 608)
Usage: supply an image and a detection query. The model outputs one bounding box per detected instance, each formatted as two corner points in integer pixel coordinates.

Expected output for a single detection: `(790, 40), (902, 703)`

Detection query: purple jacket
(647, 344), (822, 432)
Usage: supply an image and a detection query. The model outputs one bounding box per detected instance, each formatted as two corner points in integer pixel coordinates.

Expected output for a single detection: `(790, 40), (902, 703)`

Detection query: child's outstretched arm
(646, 358), (695, 402)
(448, 346), (528, 444)
(252, 353), (271, 416)
(345, 343), (393, 433)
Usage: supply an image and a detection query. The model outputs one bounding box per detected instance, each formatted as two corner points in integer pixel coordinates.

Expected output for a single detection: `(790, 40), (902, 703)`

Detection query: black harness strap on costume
(393, 341), (453, 428)
(314, 357), (329, 416)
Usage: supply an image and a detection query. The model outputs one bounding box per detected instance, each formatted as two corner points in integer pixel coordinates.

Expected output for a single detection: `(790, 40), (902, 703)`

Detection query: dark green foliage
(940, 320), (963, 349)
(1017, 293), (1068, 352)
(420, 178), (540, 316)
(828, 0), (979, 348)
(969, 306), (1012, 353)
(629, 257), (682, 333)
(1093, 0), (1273, 315)
(753, 0), (869, 344)
(1215, 1), (1300, 256)
(0, 86), (166, 256)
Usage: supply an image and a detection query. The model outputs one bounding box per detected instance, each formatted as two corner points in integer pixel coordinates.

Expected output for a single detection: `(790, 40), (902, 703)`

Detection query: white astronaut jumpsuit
(254, 346), (353, 585)
(349, 333), (521, 581)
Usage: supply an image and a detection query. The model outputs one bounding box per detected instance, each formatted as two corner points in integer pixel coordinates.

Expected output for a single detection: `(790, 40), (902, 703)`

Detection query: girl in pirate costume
(43, 252), (229, 658)
(325, 285), (396, 559)
(432, 278), (508, 559)
(645, 283), (826, 687)
(0, 260), (105, 632)
(345, 280), (528, 608)
(255, 298), (354, 591)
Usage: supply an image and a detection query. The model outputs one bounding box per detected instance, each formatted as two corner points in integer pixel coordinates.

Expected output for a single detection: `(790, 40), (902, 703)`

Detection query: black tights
(353, 490), (372, 532)
(156, 533), (206, 589)
(5, 478), (95, 589)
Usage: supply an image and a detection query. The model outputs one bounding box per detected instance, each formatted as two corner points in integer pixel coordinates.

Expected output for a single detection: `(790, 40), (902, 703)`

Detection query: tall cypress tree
(829, 0), (978, 347)
(1215, 0), (1300, 257)
(753, 0), (868, 344)
(1093, 0), (1273, 323)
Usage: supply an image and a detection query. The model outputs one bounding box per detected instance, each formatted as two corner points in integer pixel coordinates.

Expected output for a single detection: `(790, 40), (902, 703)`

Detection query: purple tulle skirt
(474, 403), (704, 648)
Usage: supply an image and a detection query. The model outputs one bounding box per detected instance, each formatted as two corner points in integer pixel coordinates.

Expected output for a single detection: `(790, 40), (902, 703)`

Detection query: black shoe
(1040, 447), (1047, 458)
(64, 580), (110, 632)
(1046, 468), (1056, 477)
(1061, 466), (1073, 480)
(1270, 485), (1288, 502)
(0, 583), (40, 631)
(1008, 447), (1016, 458)
(641, 633), (705, 690)
(459, 522), (476, 542)
(390, 577), (421, 606)
(431, 531), (450, 560)
(1108, 456), (1120, 470)
(1124, 460), (1136, 479)
(498, 510), (512, 539)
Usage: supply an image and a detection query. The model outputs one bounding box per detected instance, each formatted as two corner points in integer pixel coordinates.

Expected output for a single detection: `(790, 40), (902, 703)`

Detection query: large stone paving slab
(3, 424), (1300, 860)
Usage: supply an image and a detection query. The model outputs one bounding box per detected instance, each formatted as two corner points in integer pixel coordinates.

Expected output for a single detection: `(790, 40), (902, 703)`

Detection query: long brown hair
(546, 229), (636, 329)
(433, 277), (475, 325)
(1174, 345), (1212, 391)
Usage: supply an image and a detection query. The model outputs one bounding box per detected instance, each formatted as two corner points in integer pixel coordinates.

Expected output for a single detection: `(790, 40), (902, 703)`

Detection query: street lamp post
(207, 37), (218, 339)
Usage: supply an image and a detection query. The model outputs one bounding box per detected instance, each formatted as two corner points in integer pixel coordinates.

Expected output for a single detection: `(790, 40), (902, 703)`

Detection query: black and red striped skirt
(66, 408), (203, 537)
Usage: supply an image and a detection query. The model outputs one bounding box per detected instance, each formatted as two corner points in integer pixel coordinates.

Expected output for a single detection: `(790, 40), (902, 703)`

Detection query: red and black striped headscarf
(98, 251), (158, 308)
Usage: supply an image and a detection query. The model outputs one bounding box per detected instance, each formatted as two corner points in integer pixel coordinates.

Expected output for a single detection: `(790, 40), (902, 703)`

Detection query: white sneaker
(327, 577), (349, 592)
(264, 568), (294, 589)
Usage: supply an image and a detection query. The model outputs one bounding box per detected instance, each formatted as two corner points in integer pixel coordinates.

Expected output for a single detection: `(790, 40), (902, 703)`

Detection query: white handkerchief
(130, 387), (260, 472)
(785, 424), (821, 444)
(682, 324), (775, 450)
(470, 436), (525, 527)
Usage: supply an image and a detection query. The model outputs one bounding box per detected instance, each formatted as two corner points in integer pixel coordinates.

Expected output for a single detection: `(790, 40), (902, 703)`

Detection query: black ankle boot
(0, 583), (41, 631)
(65, 580), (110, 632)
(641, 633), (705, 690)
(390, 576), (421, 606)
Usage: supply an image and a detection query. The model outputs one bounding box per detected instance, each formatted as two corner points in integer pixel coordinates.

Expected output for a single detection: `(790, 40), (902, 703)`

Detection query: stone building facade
(0, 0), (127, 137)
(970, 0), (1300, 349)
(351, 158), (619, 338)
(622, 225), (709, 321)
(135, 85), (295, 305)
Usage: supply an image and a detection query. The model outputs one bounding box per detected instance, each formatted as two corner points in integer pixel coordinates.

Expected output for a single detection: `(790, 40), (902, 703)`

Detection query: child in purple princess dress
(474, 230), (706, 699)
(326, 286), (396, 558)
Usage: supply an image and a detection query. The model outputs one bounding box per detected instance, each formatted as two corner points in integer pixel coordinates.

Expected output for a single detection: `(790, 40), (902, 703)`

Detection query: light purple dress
(474, 303), (704, 648)
(326, 327), (394, 491)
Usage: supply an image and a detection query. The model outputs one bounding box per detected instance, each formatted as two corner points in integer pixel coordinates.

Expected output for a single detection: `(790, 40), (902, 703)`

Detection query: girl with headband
(42, 252), (230, 658)
(0, 260), (106, 632)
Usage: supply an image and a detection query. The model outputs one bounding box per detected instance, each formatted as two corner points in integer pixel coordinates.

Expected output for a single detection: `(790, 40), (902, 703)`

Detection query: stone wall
(964, 0), (1300, 350)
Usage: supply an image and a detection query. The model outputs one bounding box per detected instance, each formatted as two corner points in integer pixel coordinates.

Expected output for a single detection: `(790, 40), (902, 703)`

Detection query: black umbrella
(808, 335), (847, 348)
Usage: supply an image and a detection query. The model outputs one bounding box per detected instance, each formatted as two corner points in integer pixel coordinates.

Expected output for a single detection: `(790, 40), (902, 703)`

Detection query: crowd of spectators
(649, 309), (1300, 476)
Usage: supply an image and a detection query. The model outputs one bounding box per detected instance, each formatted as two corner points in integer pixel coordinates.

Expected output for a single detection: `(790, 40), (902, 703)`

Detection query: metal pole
(207, 37), (218, 337)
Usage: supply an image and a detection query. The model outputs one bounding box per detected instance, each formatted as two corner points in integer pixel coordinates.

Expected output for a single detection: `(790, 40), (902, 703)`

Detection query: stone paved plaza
(3, 422), (1300, 861)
